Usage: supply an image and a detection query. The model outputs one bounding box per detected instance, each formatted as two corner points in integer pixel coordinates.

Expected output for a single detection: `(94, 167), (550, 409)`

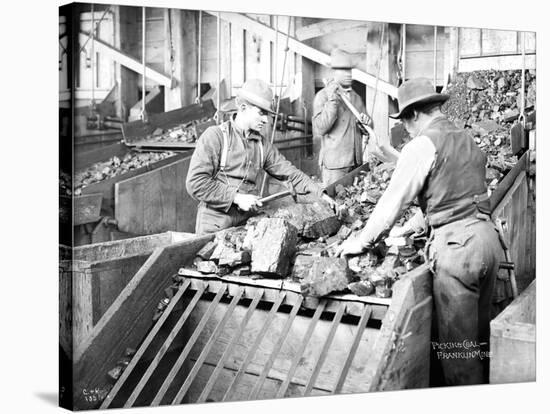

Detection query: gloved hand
(234, 193), (263, 212)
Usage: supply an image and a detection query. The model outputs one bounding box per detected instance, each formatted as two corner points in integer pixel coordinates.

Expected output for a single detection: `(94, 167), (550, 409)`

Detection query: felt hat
(389, 78), (449, 119)
(330, 48), (353, 69)
(236, 79), (275, 114)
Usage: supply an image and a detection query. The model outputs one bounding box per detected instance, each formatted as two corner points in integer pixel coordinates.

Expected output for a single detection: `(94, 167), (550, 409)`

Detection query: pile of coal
(74, 151), (175, 194)
(145, 117), (216, 144)
(442, 69), (536, 192)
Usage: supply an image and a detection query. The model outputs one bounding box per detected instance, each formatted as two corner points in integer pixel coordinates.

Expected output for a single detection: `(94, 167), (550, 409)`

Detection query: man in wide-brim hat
(313, 48), (373, 186)
(187, 78), (336, 234)
(337, 77), (503, 386)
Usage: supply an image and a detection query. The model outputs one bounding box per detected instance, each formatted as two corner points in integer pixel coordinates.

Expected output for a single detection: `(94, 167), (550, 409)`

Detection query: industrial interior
(59, 3), (536, 410)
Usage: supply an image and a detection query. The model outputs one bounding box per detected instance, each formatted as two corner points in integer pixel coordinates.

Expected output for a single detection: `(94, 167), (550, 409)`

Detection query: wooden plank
(276, 300), (327, 398)
(127, 141), (197, 150)
(90, 254), (150, 323)
(115, 155), (198, 234)
(222, 291), (286, 401)
(295, 19), (367, 41)
(459, 54), (536, 72)
(80, 151), (189, 217)
(357, 264), (432, 393)
(324, 163), (370, 197)
(248, 297), (303, 400)
(197, 289), (264, 403)
(489, 150), (528, 212)
(151, 287), (226, 406)
(172, 288), (245, 404)
(100, 279), (192, 409)
(120, 284), (207, 408)
(73, 232), (190, 262)
(490, 279), (536, 383)
(304, 302), (346, 395)
(73, 234), (213, 410)
(74, 193), (103, 225)
(78, 31), (173, 86)
(333, 305), (372, 393)
(122, 100), (215, 142)
(207, 12), (398, 98)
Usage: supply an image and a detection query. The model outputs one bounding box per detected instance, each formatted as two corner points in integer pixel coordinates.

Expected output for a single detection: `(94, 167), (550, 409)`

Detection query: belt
(426, 192), (490, 228)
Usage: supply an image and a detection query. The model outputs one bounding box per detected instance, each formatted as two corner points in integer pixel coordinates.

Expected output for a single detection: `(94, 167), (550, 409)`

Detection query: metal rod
(197, 10), (202, 102)
(172, 288), (244, 404)
(151, 286), (227, 406)
(101, 279), (192, 409)
(222, 291), (287, 402)
(248, 296), (303, 400)
(333, 305), (372, 393)
(91, 3), (95, 107)
(122, 284), (207, 408)
(276, 300), (327, 398)
(304, 302), (346, 396)
(141, 6), (146, 120)
(216, 12), (221, 124)
(520, 31), (526, 119)
(197, 289), (264, 403)
(433, 26), (437, 88)
(402, 24), (406, 81)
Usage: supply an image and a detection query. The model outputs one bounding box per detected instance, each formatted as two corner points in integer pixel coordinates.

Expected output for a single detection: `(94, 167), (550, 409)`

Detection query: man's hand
(234, 193), (263, 212)
(334, 236), (368, 257)
(320, 193), (338, 211)
(326, 81), (341, 101)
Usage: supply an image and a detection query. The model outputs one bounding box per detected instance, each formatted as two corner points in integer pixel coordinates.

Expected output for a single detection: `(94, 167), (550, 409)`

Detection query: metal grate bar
(248, 296), (303, 400)
(151, 286), (226, 406)
(100, 279), (191, 409)
(197, 288), (264, 403)
(303, 302), (346, 396)
(123, 283), (206, 408)
(222, 291), (287, 402)
(276, 300), (327, 398)
(171, 287), (245, 404)
(333, 305), (372, 394)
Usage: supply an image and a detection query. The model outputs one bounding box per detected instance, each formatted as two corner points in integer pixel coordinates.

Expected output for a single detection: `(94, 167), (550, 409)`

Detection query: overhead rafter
(295, 19), (367, 41)
(79, 31), (174, 87)
(206, 12), (398, 98)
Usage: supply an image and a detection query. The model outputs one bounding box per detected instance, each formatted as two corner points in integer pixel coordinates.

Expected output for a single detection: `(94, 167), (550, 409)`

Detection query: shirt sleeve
(358, 135), (436, 247)
(262, 141), (325, 198)
(312, 89), (339, 136)
(185, 126), (238, 212)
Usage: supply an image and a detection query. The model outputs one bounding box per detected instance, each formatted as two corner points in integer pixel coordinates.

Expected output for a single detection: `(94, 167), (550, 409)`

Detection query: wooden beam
(295, 19), (366, 41)
(206, 12), (398, 98)
(73, 234), (213, 410)
(79, 31), (173, 87)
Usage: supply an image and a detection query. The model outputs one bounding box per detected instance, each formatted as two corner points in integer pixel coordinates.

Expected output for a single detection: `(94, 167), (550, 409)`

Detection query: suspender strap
(218, 121), (265, 172)
(219, 122), (230, 172)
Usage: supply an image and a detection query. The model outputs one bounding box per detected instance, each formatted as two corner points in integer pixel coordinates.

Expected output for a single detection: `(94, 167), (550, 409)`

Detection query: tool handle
(258, 190), (291, 204)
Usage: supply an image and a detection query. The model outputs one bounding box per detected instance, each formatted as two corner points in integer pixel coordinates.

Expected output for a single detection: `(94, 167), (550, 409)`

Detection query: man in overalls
(186, 78), (336, 235)
(313, 48), (371, 186)
(336, 78), (503, 385)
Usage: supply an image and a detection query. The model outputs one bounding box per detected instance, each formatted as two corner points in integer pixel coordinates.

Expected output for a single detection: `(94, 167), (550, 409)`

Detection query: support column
(164, 9), (197, 110)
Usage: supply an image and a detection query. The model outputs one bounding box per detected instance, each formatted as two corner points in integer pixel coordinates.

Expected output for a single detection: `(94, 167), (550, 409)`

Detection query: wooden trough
(63, 148), (535, 410)
(68, 233), (432, 410)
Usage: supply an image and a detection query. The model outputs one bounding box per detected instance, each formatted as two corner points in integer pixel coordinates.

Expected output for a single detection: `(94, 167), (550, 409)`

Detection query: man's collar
(230, 116), (263, 141)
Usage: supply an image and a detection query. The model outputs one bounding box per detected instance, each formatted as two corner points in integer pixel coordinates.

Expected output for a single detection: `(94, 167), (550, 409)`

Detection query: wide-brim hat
(389, 78), (449, 119)
(330, 48), (353, 69)
(236, 79), (276, 114)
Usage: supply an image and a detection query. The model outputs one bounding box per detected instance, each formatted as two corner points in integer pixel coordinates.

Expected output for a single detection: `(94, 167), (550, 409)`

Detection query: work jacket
(186, 119), (324, 212)
(313, 87), (365, 169)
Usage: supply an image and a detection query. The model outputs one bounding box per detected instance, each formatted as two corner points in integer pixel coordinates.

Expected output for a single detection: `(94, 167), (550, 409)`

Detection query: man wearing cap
(313, 48), (372, 186)
(187, 78), (336, 235)
(336, 78), (503, 386)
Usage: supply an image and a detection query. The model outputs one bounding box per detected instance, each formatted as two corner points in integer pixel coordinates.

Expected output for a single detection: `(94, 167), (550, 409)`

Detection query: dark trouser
(195, 202), (254, 235)
(428, 216), (503, 386)
(321, 165), (356, 187)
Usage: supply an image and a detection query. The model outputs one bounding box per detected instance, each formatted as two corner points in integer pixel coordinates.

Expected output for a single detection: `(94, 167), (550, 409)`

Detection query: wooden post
(366, 22), (400, 142)
(118, 6), (139, 120)
(164, 9), (197, 110)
